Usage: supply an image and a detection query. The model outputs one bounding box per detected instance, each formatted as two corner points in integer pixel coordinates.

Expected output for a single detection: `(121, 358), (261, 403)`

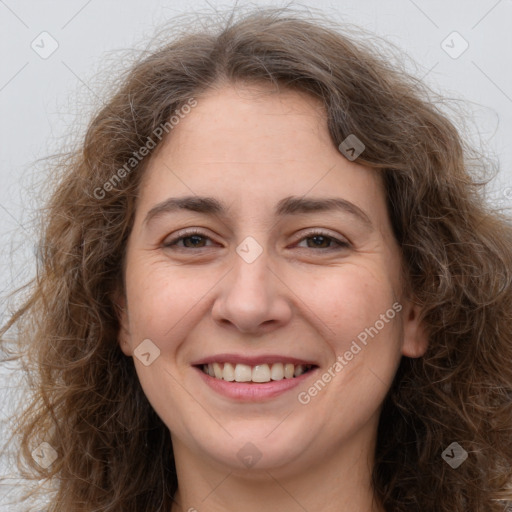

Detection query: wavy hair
(1, 6), (512, 512)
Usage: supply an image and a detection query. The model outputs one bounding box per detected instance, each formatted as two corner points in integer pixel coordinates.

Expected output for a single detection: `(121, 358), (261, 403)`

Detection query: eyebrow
(144, 195), (373, 229)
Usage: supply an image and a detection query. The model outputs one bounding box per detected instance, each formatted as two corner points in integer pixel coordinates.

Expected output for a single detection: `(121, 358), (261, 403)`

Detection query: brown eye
(181, 235), (208, 248)
(306, 235), (332, 249)
(296, 231), (350, 251)
(163, 230), (216, 249)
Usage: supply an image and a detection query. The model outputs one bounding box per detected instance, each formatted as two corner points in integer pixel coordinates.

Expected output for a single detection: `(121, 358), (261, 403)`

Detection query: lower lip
(194, 366), (318, 401)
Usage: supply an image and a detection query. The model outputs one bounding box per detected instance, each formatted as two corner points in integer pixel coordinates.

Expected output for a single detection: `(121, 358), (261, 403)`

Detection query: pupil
(310, 235), (328, 248)
(185, 235), (204, 247)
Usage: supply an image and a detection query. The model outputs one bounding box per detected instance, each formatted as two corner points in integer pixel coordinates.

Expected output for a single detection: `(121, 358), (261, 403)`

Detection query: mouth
(196, 362), (317, 383)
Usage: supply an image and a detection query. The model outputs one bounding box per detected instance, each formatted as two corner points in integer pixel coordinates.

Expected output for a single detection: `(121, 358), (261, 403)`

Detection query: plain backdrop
(1, 0), (511, 509)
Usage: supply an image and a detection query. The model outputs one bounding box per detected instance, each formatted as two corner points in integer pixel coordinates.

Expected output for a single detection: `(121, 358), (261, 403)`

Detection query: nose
(211, 244), (293, 334)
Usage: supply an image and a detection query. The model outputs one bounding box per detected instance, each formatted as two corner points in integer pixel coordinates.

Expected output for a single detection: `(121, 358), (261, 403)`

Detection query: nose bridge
(233, 247), (268, 299)
(211, 233), (292, 332)
(229, 237), (273, 314)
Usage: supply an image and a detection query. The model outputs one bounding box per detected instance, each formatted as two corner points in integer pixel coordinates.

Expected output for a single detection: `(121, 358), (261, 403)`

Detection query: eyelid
(163, 227), (351, 251)
(162, 227), (219, 247)
(292, 228), (350, 244)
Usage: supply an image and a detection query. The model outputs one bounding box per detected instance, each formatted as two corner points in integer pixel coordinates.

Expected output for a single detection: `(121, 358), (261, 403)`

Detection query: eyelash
(163, 228), (350, 252)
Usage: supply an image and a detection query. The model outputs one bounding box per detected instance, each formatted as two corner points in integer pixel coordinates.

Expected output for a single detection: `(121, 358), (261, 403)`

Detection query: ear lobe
(401, 299), (429, 358)
(113, 291), (132, 357)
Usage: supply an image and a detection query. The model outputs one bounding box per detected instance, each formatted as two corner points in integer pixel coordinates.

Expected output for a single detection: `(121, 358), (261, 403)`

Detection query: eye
(162, 228), (351, 252)
(163, 229), (217, 249)
(294, 230), (350, 251)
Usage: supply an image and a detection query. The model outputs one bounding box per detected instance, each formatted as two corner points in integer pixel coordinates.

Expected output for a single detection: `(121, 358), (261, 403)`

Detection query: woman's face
(117, 83), (427, 475)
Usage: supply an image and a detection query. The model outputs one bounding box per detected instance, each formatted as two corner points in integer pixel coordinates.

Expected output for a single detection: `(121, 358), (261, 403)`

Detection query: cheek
(288, 264), (404, 446)
(124, 261), (216, 350)
(292, 261), (404, 399)
(295, 264), (403, 418)
(122, 264), (207, 426)
(293, 262), (401, 345)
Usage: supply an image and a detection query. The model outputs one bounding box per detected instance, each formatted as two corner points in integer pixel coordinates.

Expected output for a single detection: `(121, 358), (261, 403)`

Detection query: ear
(113, 290), (133, 357)
(400, 298), (429, 358)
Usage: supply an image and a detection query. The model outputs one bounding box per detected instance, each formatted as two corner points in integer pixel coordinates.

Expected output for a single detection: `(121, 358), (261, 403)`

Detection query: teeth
(294, 364), (305, 377)
(270, 362), (284, 380)
(234, 364), (252, 382)
(223, 362), (235, 381)
(213, 362), (223, 379)
(252, 364), (271, 383)
(284, 363), (294, 379)
(201, 362), (313, 382)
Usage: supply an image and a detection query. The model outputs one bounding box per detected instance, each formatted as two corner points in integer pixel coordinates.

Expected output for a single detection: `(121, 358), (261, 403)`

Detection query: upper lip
(191, 353), (318, 366)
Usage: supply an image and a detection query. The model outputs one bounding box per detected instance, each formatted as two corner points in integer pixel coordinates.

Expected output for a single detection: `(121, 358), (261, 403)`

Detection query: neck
(169, 420), (385, 512)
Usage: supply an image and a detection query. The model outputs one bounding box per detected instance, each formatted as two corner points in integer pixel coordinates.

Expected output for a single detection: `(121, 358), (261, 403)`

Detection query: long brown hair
(2, 6), (512, 512)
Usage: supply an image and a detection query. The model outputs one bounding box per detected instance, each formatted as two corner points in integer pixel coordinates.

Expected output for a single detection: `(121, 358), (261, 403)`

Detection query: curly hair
(1, 6), (512, 512)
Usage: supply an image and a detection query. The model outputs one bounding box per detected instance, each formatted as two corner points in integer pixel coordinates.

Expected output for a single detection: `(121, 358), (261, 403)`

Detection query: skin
(117, 82), (428, 512)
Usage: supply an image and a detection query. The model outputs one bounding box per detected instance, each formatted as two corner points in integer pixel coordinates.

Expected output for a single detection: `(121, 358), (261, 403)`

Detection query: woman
(1, 6), (512, 512)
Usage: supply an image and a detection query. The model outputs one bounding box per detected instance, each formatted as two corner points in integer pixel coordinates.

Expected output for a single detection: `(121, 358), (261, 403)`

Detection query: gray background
(1, 0), (511, 509)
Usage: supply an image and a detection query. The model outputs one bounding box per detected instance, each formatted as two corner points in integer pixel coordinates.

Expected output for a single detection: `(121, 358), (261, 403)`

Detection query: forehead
(165, 83), (330, 163)
(137, 83), (387, 226)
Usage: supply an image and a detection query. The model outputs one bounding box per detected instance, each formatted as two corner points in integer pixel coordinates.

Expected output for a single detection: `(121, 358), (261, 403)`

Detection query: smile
(199, 362), (315, 383)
